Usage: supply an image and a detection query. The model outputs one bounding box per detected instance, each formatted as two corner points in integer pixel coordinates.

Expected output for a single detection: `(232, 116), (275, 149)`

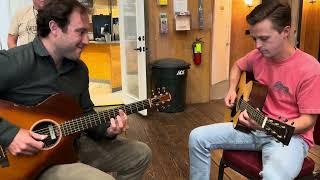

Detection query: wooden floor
(117, 99), (320, 180)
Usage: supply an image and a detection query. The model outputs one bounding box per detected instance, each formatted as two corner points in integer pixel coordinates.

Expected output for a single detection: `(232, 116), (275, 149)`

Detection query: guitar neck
(238, 98), (295, 145)
(239, 98), (266, 126)
(60, 99), (151, 136)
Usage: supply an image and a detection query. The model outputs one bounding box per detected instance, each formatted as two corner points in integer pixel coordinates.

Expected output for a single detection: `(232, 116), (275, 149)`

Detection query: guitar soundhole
(31, 121), (61, 149)
(230, 105), (237, 117)
(231, 95), (243, 117)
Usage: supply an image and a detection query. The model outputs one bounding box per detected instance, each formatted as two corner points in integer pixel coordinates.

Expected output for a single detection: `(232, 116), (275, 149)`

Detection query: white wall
(0, 0), (32, 50)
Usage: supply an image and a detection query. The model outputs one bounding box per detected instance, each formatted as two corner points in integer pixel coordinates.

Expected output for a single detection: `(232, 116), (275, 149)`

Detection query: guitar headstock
(150, 87), (172, 111)
(265, 118), (295, 145)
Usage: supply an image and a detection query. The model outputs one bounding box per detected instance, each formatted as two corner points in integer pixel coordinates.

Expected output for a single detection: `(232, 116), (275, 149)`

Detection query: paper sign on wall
(175, 11), (190, 31)
(174, 0), (188, 12)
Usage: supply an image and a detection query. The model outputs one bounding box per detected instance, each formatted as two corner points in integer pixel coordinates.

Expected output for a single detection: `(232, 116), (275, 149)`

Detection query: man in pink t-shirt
(189, 2), (320, 180)
(236, 48), (320, 147)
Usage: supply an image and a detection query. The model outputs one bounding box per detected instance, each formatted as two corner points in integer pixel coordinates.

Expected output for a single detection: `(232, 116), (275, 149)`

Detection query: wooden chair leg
(218, 157), (227, 180)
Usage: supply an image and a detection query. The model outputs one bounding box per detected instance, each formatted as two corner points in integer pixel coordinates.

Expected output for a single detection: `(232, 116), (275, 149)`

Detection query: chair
(218, 116), (320, 180)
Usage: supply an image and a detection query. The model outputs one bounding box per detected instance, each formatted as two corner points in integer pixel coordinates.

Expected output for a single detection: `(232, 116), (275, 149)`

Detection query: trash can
(152, 58), (190, 112)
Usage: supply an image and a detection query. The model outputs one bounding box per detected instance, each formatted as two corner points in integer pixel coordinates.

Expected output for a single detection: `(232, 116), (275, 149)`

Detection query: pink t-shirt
(236, 49), (320, 147)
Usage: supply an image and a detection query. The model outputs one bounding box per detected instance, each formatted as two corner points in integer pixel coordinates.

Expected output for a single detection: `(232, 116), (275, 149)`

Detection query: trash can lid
(152, 58), (190, 69)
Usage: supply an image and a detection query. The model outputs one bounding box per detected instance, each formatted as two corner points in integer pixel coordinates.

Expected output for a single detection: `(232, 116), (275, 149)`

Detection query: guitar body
(224, 72), (268, 131)
(0, 94), (82, 180)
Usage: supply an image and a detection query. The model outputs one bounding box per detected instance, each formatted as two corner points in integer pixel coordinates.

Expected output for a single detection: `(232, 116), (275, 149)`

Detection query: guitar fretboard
(59, 99), (150, 136)
(238, 98), (266, 125)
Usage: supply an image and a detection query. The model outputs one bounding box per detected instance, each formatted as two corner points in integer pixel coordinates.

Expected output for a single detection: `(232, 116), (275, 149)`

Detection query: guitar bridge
(0, 146), (9, 168)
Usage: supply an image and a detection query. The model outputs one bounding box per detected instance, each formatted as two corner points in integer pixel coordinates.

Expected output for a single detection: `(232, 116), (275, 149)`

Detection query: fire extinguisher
(192, 38), (203, 65)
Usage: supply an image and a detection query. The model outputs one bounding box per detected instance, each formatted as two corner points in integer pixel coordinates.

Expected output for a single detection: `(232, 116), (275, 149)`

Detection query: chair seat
(223, 150), (315, 178)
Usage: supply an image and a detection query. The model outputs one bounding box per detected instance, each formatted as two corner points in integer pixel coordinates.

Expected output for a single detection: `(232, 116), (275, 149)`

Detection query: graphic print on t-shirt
(273, 81), (290, 95)
(26, 17), (37, 42)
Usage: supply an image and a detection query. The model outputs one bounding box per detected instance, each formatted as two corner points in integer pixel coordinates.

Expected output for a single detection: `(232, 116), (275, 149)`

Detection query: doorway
(210, 0), (232, 100)
(84, 0), (148, 113)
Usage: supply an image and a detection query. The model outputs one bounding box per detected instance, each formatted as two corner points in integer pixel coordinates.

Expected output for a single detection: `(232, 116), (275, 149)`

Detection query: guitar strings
(239, 98), (290, 138)
(239, 99), (265, 124)
(32, 100), (151, 136)
(239, 98), (266, 124)
(32, 104), (143, 135)
(32, 106), (140, 135)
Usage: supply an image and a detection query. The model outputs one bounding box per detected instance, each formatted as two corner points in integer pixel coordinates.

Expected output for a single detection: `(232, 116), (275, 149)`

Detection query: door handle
(137, 36), (145, 41)
(133, 47), (142, 52)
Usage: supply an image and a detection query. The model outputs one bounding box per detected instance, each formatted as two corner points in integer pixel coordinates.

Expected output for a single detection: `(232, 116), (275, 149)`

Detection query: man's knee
(38, 163), (114, 180)
(189, 127), (204, 149)
(131, 141), (152, 167)
(261, 167), (297, 180)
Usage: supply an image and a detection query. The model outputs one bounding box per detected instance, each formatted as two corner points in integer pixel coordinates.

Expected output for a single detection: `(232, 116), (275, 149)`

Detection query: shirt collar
(31, 36), (80, 71)
(32, 36), (50, 57)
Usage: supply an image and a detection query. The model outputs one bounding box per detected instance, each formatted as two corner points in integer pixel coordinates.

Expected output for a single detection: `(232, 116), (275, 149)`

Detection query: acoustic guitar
(224, 72), (295, 145)
(0, 88), (171, 180)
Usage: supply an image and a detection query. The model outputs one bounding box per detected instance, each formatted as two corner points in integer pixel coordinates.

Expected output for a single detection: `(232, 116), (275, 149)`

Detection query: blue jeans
(188, 122), (309, 180)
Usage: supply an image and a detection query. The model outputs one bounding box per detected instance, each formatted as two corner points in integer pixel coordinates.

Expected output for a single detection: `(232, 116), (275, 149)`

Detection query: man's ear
(48, 20), (60, 36)
(282, 25), (291, 38)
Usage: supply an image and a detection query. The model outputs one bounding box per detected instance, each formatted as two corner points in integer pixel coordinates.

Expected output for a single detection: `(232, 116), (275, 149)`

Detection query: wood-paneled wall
(229, 0), (304, 69)
(300, 0), (319, 60)
(229, 1), (258, 69)
(145, 0), (213, 104)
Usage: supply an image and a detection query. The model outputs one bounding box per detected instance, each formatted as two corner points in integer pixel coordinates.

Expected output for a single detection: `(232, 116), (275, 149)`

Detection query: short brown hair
(246, 1), (291, 33)
(37, 0), (88, 37)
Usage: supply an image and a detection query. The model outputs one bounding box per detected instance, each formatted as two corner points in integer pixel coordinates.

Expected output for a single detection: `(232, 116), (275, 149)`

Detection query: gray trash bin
(152, 58), (190, 112)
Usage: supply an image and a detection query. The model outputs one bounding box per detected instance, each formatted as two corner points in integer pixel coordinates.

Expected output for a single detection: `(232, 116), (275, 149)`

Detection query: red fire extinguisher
(192, 38), (203, 65)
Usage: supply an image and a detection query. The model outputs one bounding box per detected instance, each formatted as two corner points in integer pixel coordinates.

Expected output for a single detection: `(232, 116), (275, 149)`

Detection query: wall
(0, 0), (32, 50)
(300, 0), (319, 60)
(93, 0), (118, 17)
(146, 0), (213, 104)
(229, 0), (304, 68)
(229, 1), (259, 69)
(288, 0), (301, 46)
(80, 43), (122, 91)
